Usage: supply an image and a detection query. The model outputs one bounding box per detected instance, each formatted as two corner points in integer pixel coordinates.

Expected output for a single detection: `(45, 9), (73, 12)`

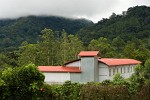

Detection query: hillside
(0, 16), (93, 51)
(78, 6), (150, 45)
(0, 6), (149, 68)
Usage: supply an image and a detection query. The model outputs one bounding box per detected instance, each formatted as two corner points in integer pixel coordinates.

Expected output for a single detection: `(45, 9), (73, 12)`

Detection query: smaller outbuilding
(38, 51), (141, 84)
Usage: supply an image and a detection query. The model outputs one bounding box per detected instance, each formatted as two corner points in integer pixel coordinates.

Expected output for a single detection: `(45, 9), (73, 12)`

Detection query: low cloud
(0, 0), (149, 22)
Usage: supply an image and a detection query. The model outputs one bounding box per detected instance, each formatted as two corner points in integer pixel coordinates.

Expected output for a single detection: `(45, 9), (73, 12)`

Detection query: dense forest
(79, 6), (150, 45)
(0, 5), (149, 69)
(78, 5), (150, 62)
(0, 16), (93, 52)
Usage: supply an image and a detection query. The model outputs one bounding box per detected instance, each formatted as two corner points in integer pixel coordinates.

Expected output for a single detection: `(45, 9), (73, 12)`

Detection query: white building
(38, 51), (141, 83)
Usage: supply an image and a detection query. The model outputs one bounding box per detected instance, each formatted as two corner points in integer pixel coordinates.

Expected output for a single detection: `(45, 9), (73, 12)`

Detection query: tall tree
(88, 37), (114, 57)
(60, 30), (69, 63)
(68, 34), (84, 60)
(18, 41), (41, 66)
(112, 36), (125, 51)
(39, 28), (56, 65)
(144, 59), (150, 81)
(133, 45), (150, 63)
(124, 42), (136, 58)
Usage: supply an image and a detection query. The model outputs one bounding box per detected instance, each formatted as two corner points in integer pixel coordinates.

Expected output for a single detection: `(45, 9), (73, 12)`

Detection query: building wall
(98, 63), (109, 82)
(108, 64), (137, 80)
(94, 56), (99, 82)
(70, 73), (81, 82)
(98, 63), (137, 82)
(43, 72), (70, 84)
(80, 56), (98, 82)
(65, 61), (80, 67)
(42, 60), (138, 83)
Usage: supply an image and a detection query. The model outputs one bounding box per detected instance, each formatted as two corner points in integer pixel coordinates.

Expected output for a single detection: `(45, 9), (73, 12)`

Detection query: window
(109, 69), (111, 76)
(113, 68), (115, 75)
(128, 66), (130, 72)
(124, 67), (126, 73)
(121, 67), (122, 73)
(132, 66), (135, 72)
(116, 67), (118, 73)
(131, 66), (132, 72)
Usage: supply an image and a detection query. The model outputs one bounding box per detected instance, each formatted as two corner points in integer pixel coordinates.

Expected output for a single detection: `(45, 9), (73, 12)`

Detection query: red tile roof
(38, 66), (81, 73)
(98, 58), (141, 66)
(78, 51), (99, 57)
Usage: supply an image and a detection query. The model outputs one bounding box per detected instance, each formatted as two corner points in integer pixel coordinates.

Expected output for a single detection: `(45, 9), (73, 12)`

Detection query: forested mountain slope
(78, 6), (150, 45)
(0, 16), (93, 51)
(0, 6), (150, 68)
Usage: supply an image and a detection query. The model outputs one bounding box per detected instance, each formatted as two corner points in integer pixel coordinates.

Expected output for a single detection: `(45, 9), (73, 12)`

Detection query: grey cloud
(0, 0), (149, 22)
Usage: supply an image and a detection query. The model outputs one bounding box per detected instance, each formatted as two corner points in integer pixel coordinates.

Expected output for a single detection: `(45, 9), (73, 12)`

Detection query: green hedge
(39, 81), (82, 100)
(37, 82), (150, 100)
(0, 81), (150, 100)
(133, 84), (150, 100)
(80, 84), (129, 100)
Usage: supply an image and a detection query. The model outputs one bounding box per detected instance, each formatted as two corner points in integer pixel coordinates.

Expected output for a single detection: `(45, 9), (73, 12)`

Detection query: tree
(39, 28), (56, 65)
(109, 12), (117, 19)
(18, 42), (41, 66)
(112, 36), (125, 51)
(113, 73), (126, 85)
(88, 37), (114, 57)
(17, 29), (84, 66)
(1, 63), (45, 99)
(60, 30), (69, 63)
(67, 34), (84, 60)
(133, 45), (150, 63)
(129, 64), (145, 94)
(0, 53), (11, 69)
(124, 42), (136, 58)
(60, 30), (84, 64)
(144, 59), (150, 81)
(88, 39), (99, 50)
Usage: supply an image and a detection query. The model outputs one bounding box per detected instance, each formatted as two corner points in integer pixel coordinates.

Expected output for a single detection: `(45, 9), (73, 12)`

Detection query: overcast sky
(0, 0), (150, 23)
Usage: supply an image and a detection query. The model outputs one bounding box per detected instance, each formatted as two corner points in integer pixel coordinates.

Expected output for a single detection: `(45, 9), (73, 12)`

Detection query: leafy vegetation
(0, 63), (149, 100)
(0, 27), (149, 68)
(0, 16), (93, 52)
(79, 6), (150, 62)
(0, 5), (149, 99)
(0, 63), (45, 99)
(17, 28), (84, 66)
(0, 6), (149, 68)
(79, 6), (150, 45)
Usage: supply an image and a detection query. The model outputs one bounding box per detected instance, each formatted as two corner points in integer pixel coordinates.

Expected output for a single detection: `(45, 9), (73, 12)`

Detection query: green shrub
(133, 83), (150, 100)
(51, 84), (63, 100)
(0, 78), (9, 100)
(61, 81), (82, 100)
(101, 80), (113, 86)
(113, 73), (126, 85)
(50, 81), (82, 100)
(80, 84), (129, 100)
(38, 83), (52, 100)
(1, 63), (45, 100)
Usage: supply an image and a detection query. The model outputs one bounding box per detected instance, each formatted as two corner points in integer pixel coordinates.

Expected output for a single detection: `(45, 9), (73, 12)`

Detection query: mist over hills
(0, 16), (93, 51)
(0, 6), (150, 52)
